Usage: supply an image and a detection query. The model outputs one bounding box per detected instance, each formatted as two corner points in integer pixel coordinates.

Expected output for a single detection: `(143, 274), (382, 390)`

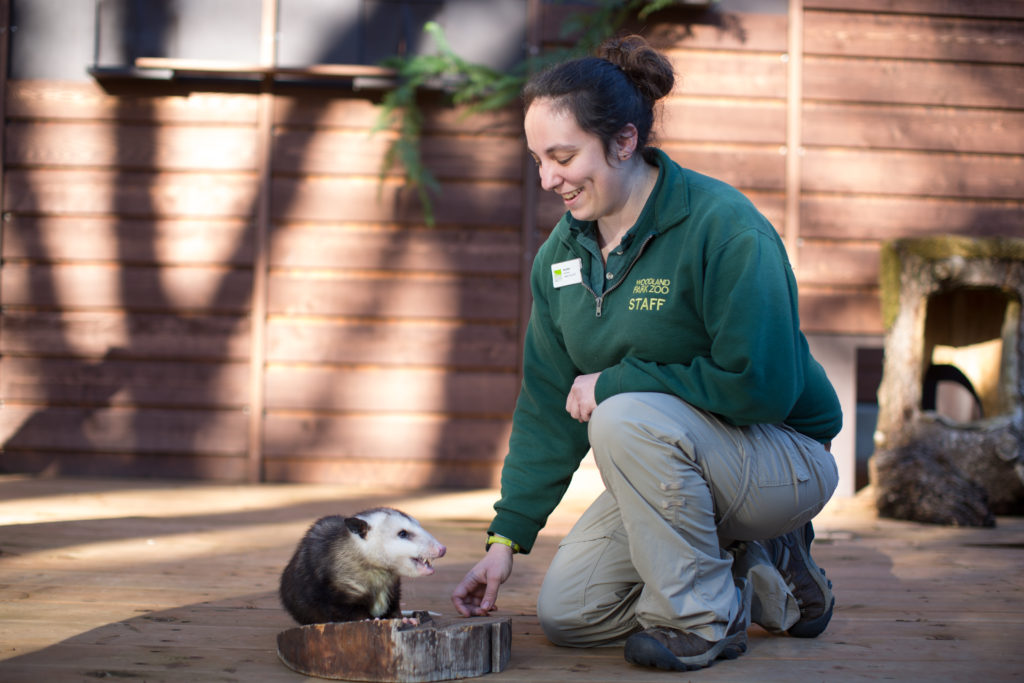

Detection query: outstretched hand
(451, 543), (513, 617)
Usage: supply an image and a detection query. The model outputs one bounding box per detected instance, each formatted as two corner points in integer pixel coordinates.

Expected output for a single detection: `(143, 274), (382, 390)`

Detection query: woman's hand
(451, 544), (514, 617)
(565, 372), (601, 422)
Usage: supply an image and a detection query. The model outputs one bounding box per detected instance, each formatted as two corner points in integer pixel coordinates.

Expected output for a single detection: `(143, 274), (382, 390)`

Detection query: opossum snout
(410, 541), (446, 577)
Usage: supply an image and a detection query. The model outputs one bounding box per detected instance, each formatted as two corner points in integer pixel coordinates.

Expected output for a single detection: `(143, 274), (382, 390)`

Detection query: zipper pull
(595, 296), (603, 318)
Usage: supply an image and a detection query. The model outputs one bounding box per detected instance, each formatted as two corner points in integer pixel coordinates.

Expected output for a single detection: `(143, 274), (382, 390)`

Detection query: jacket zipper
(586, 233), (656, 318)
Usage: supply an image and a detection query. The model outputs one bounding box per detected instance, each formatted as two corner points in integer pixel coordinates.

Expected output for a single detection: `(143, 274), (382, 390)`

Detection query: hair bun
(598, 34), (675, 103)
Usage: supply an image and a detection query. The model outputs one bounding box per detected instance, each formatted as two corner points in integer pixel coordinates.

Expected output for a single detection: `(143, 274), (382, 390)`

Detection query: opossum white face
(347, 508), (447, 578)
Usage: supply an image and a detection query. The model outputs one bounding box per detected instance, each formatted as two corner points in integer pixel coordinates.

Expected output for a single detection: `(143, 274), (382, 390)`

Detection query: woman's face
(524, 98), (629, 224)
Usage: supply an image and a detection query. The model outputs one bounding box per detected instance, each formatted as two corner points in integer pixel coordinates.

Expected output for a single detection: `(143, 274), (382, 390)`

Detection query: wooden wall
(1, 0), (1021, 486)
(0, 80), (524, 486)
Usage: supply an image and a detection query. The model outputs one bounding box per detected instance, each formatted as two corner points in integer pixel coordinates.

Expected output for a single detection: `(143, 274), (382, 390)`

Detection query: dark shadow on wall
(1, 0), (522, 488)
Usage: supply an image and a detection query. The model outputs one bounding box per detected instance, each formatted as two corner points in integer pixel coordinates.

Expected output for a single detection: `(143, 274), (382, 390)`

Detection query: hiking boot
(623, 579), (751, 671)
(729, 539), (801, 634)
(764, 521), (834, 638)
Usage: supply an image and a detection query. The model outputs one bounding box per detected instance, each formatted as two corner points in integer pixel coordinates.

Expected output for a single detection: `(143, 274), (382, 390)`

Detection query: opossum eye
(398, 530), (409, 539)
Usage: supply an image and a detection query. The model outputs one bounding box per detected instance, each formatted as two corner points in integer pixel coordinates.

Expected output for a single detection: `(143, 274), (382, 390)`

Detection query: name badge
(551, 258), (583, 288)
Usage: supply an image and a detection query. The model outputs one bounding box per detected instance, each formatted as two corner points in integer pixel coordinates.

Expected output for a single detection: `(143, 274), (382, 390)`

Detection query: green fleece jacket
(492, 149), (842, 553)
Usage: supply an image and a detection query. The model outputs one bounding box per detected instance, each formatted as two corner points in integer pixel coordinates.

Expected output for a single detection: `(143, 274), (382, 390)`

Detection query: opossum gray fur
(279, 507), (446, 625)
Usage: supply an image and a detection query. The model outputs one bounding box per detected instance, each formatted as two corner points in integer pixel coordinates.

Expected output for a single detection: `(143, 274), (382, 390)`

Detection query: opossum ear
(345, 516), (370, 539)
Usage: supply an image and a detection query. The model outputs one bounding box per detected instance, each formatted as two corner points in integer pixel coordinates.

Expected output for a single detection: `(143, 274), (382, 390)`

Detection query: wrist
(485, 533), (520, 554)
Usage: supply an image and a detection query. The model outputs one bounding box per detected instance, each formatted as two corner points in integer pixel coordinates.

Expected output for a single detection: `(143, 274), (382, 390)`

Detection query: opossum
(279, 507), (447, 625)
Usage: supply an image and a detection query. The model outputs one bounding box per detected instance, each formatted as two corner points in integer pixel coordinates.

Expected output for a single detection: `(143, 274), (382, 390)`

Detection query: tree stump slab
(276, 614), (511, 682)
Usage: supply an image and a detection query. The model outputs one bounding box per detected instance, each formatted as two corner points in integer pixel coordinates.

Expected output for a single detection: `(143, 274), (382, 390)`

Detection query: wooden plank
(799, 288), (883, 335)
(2, 216), (254, 266)
(269, 224), (521, 274)
(0, 357), (249, 409)
(272, 130), (523, 181)
(263, 366), (519, 415)
(261, 456), (501, 488)
(0, 452), (248, 480)
(666, 51), (788, 99)
(0, 311), (251, 361)
(0, 405), (248, 455)
(805, 10), (1024, 63)
(4, 169), (258, 218)
(5, 80), (260, 123)
(661, 99), (787, 145)
(271, 176), (522, 228)
(262, 413), (511, 462)
(267, 272), (518, 320)
(266, 319), (519, 368)
(661, 143), (787, 191)
(800, 194), (1024, 240)
(803, 102), (1024, 155)
(274, 92), (521, 135)
(801, 148), (1023, 199)
(5, 120), (258, 171)
(1, 263), (253, 313)
(795, 241), (880, 287)
(804, 0), (1024, 21)
(804, 56), (1024, 108)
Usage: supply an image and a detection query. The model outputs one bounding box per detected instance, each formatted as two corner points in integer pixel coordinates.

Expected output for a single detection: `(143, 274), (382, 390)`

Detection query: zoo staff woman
(452, 34), (841, 672)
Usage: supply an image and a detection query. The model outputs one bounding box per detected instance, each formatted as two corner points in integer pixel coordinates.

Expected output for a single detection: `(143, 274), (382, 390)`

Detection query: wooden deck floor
(1, 470), (1022, 682)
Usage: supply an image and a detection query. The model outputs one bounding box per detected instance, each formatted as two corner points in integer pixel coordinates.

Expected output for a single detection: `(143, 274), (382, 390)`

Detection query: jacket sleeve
(595, 227), (807, 428)
(490, 253), (591, 553)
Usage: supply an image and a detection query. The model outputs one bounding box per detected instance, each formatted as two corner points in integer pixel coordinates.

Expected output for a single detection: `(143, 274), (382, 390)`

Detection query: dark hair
(523, 35), (675, 158)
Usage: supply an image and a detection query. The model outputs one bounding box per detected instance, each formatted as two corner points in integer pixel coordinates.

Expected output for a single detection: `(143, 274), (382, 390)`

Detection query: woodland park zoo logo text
(628, 277), (671, 312)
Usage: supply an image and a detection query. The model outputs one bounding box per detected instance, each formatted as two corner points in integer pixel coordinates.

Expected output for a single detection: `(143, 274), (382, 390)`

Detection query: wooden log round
(276, 614), (511, 682)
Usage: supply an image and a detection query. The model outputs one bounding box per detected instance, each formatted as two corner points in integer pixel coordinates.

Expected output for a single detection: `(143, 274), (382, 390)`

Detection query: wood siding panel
(661, 99), (787, 145)
(273, 130), (523, 181)
(0, 405), (248, 456)
(267, 272), (517, 320)
(800, 289), (883, 335)
(1, 263), (253, 314)
(269, 225), (520, 274)
(3, 216), (254, 266)
(264, 366), (518, 415)
(804, 1), (1024, 21)
(805, 11), (1024, 63)
(266, 319), (519, 368)
(271, 176), (521, 227)
(800, 195), (1023, 241)
(263, 414), (510, 464)
(5, 169), (258, 218)
(802, 148), (1023, 199)
(0, 311), (251, 361)
(803, 102), (1024, 155)
(803, 56), (1024, 109)
(6, 121), (258, 171)
(0, 357), (249, 409)
(6, 81), (260, 124)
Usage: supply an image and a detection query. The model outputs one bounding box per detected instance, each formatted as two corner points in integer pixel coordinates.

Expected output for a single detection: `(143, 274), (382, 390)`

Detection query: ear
(345, 516), (370, 539)
(614, 123), (639, 162)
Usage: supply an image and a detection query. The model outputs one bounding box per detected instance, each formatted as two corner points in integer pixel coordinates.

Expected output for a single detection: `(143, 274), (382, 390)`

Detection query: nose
(537, 162), (561, 192)
(436, 543), (447, 558)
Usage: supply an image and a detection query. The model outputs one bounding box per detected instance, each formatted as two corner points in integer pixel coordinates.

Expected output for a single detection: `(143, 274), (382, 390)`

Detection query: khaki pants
(537, 393), (839, 646)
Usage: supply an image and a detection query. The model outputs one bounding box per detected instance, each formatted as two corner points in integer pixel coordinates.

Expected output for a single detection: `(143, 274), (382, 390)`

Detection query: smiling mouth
(562, 188), (582, 202)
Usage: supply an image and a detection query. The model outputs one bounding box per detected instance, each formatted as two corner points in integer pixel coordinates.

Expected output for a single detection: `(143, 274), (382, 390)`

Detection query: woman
(451, 35), (841, 672)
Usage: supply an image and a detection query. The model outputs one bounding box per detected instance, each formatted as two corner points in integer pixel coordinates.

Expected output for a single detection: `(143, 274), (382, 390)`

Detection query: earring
(620, 151), (631, 161)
